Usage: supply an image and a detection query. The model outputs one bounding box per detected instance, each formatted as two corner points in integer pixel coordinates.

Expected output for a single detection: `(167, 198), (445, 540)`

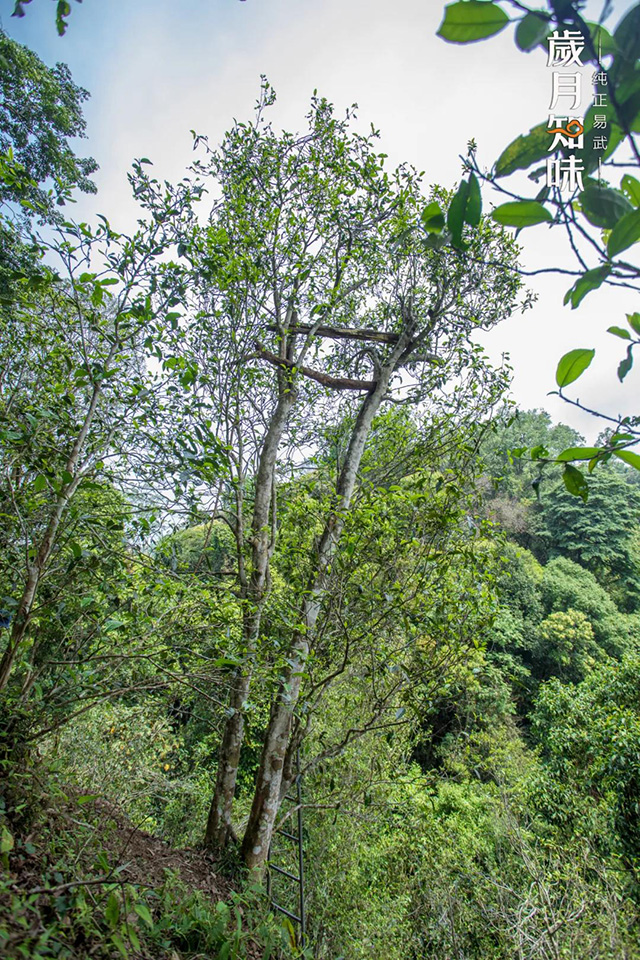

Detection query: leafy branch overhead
(13, 0), (84, 36)
(437, 0), (640, 499)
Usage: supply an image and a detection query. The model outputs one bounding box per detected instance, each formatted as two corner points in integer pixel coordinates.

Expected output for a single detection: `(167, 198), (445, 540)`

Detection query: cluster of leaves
(437, 0), (640, 498)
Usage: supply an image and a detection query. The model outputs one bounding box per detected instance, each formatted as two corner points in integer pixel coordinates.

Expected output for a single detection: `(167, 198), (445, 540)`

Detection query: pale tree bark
(204, 372), (298, 851)
(240, 330), (414, 872)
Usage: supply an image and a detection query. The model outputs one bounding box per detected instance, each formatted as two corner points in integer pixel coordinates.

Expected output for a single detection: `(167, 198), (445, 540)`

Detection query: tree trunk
(241, 334), (410, 872)
(205, 378), (297, 851)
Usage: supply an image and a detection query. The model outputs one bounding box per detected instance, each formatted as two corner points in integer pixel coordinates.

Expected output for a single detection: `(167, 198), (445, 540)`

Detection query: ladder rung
(270, 864), (300, 882)
(271, 901), (301, 924)
(276, 828), (298, 841)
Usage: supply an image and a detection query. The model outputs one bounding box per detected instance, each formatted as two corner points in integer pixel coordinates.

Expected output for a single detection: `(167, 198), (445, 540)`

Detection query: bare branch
(253, 341), (376, 392)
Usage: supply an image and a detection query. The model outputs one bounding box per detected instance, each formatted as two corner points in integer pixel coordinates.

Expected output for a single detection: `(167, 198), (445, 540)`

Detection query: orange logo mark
(548, 119), (584, 138)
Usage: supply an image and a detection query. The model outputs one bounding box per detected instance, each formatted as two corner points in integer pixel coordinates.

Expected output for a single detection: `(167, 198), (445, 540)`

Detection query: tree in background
(481, 408), (582, 498)
(0, 27), (96, 215)
(533, 654), (640, 883)
(539, 555), (631, 657)
(0, 28), (97, 301)
(534, 469), (640, 608)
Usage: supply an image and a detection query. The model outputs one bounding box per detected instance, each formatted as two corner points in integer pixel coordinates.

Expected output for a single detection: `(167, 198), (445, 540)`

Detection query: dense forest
(2, 4), (640, 959)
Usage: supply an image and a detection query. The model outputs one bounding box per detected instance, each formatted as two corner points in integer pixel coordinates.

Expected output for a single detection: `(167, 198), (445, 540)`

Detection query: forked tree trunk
(241, 335), (410, 872)
(205, 380), (297, 851)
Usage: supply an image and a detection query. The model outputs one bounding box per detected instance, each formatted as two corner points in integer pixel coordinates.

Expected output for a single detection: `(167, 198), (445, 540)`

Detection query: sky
(3, 0), (638, 442)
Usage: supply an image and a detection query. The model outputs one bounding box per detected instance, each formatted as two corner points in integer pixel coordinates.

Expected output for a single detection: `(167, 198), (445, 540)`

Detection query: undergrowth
(0, 749), (302, 959)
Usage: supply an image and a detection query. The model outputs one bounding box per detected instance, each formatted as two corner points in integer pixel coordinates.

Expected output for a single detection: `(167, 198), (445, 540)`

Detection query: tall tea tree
(184, 85), (420, 851)
(238, 167), (520, 873)
(164, 84), (521, 864)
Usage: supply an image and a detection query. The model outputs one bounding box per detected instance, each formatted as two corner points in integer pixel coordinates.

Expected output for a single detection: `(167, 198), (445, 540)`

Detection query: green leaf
(515, 11), (549, 52)
(442, 174), (483, 249)
(422, 233), (449, 250)
(557, 446), (602, 461)
(617, 75), (640, 131)
(77, 794), (99, 805)
(563, 266), (611, 309)
(621, 175), (640, 207)
(447, 179), (470, 249)
(1, 825), (14, 854)
(465, 172), (482, 226)
(134, 903), (154, 928)
(579, 185), (633, 229)
(613, 4), (640, 63)
(555, 348), (595, 387)
(491, 200), (552, 228)
(105, 892), (120, 928)
(61, 470), (73, 485)
(608, 325), (632, 340)
(421, 201), (446, 233)
(607, 208), (640, 258)
(618, 345), (634, 381)
(627, 312), (640, 335)
(33, 474), (47, 493)
(582, 21), (617, 59)
(614, 449), (640, 470)
(494, 122), (548, 178)
(110, 933), (128, 959)
(562, 464), (589, 502)
(437, 1), (510, 44)
(70, 542), (82, 560)
(530, 444), (549, 460)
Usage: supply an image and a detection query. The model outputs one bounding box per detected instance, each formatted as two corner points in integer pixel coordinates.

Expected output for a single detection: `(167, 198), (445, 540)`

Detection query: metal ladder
(266, 748), (306, 950)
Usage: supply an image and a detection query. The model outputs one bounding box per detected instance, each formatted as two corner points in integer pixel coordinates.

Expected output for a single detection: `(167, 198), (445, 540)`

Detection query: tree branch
(253, 342), (376, 392)
(268, 323), (400, 345)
